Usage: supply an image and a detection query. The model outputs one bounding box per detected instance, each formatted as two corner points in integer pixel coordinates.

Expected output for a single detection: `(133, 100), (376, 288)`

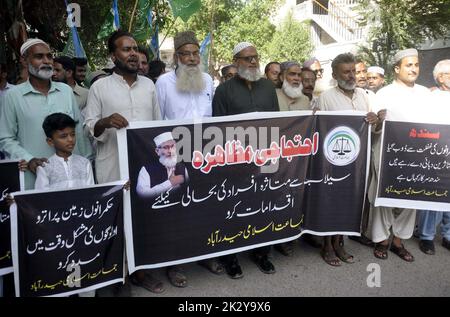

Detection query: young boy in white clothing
(35, 113), (94, 190)
(35, 113), (95, 297)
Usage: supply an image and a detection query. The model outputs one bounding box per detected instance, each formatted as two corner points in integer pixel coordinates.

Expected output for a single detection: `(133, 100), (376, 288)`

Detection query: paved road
(100, 234), (450, 297)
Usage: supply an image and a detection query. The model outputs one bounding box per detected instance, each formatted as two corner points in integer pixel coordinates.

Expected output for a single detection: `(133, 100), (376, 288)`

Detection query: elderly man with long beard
(156, 31), (214, 120)
(276, 61), (310, 111)
(213, 42), (279, 280)
(155, 31), (220, 288)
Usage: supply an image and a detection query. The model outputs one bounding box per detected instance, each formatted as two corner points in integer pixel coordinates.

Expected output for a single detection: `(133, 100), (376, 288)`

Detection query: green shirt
(0, 80), (93, 189)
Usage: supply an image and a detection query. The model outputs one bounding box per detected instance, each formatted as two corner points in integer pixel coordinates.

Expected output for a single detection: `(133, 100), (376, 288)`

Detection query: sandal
(198, 258), (225, 275)
(390, 243), (414, 262)
(167, 266), (188, 288)
(130, 273), (165, 294)
(320, 249), (341, 267)
(374, 242), (389, 260)
(334, 245), (355, 263)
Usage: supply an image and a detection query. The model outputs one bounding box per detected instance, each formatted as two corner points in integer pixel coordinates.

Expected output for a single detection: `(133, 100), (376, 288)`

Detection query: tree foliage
(356, 0), (450, 80)
(265, 11), (313, 64)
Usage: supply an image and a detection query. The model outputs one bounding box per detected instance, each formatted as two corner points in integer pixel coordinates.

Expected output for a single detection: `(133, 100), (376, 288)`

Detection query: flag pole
(208, 0), (215, 75)
(128, 0), (139, 32)
(158, 17), (177, 52)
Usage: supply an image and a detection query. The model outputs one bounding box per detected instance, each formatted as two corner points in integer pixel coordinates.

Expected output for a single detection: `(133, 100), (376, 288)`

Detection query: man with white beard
(0, 38), (92, 189)
(155, 31), (220, 288)
(156, 31), (214, 120)
(136, 132), (188, 199)
(213, 42), (279, 115)
(276, 61), (310, 111)
(213, 42), (278, 280)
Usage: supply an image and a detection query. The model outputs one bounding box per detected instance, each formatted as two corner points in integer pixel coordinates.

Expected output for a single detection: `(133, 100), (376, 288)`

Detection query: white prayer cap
(367, 66), (385, 76)
(20, 38), (50, 56)
(393, 48), (418, 63)
(233, 42), (254, 57)
(154, 132), (174, 147)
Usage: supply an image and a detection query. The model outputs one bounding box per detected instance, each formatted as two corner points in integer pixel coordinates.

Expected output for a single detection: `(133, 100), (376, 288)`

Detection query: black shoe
(419, 239), (435, 255)
(349, 235), (374, 247)
(442, 238), (450, 251)
(253, 255), (275, 274)
(224, 258), (243, 279)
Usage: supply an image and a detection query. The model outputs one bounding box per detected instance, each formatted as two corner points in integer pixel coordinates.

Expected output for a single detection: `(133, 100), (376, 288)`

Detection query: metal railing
(311, 0), (363, 42)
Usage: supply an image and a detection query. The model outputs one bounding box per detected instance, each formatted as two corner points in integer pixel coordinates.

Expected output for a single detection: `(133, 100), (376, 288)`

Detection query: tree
(356, 0), (450, 80)
(265, 11), (313, 64)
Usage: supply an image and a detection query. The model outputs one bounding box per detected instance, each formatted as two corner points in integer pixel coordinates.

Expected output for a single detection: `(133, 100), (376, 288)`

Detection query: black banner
(118, 112), (369, 271)
(376, 121), (450, 210)
(11, 183), (125, 297)
(0, 161), (22, 276)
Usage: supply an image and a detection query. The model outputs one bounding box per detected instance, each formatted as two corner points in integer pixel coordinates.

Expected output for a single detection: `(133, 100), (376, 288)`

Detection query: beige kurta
(276, 89), (311, 111)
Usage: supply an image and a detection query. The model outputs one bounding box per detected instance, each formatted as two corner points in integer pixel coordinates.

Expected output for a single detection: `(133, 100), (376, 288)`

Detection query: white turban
(367, 66), (385, 76)
(233, 42), (254, 57)
(20, 38), (50, 56)
(154, 132), (174, 147)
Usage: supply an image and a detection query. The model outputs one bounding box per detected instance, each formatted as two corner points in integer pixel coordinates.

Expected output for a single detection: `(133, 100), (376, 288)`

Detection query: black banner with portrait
(118, 112), (369, 271)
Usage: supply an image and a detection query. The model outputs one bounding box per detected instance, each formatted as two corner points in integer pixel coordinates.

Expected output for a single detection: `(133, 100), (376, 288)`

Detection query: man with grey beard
(276, 61), (310, 111)
(0, 38), (92, 190)
(213, 42), (278, 279)
(317, 52), (380, 266)
(156, 31), (214, 120)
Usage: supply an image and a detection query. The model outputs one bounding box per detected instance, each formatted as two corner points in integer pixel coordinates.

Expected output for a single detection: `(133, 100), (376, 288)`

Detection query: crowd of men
(0, 29), (449, 296)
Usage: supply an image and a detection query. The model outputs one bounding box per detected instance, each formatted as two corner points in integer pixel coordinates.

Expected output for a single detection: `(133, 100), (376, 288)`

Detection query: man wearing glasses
(156, 31), (214, 120)
(155, 31), (219, 288)
(213, 42), (279, 279)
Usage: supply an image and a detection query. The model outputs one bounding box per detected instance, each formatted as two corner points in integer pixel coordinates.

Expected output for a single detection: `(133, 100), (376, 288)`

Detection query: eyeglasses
(177, 51), (200, 58)
(236, 55), (259, 63)
(314, 68), (324, 75)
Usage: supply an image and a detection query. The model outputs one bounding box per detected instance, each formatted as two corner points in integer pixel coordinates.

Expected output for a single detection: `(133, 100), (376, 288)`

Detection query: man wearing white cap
(213, 42), (279, 116)
(136, 132), (188, 199)
(368, 48), (431, 262)
(213, 41), (278, 279)
(156, 31), (214, 120)
(0, 38), (92, 189)
(367, 66), (385, 93)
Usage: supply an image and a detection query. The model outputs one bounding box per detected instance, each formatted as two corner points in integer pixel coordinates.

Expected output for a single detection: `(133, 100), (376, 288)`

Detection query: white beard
(160, 155), (177, 168)
(28, 64), (53, 80)
(237, 65), (262, 82)
(282, 80), (304, 99)
(337, 78), (356, 90)
(176, 63), (205, 92)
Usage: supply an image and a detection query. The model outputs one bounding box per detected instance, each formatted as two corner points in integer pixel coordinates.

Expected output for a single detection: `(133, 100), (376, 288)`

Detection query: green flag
(169, 0), (202, 22)
(133, 0), (153, 42)
(97, 0), (120, 40)
(62, 30), (86, 58)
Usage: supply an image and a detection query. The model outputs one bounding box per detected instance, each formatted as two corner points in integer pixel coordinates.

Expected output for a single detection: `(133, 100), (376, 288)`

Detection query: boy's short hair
(42, 113), (77, 138)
